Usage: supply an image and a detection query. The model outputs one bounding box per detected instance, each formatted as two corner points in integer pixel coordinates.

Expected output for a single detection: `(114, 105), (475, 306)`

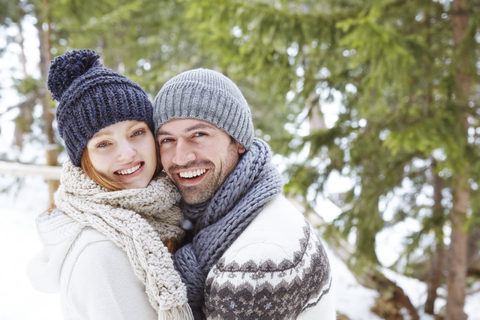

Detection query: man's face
(157, 119), (246, 204)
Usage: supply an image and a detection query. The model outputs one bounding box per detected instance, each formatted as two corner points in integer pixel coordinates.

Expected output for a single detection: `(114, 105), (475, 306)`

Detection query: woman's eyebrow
(91, 130), (111, 139)
(92, 122), (145, 139)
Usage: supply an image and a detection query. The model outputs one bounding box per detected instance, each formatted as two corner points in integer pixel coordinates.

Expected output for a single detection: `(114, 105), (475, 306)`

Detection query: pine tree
(180, 0), (480, 316)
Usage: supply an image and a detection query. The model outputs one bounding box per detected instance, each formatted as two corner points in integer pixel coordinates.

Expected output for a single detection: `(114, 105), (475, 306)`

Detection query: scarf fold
(54, 160), (193, 320)
(174, 138), (284, 319)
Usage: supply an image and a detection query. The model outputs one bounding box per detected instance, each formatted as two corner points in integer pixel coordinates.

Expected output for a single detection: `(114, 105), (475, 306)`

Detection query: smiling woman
(26, 49), (193, 320)
(82, 121), (161, 191)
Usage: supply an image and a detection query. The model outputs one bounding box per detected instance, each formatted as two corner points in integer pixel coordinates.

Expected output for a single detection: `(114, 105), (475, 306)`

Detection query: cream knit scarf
(54, 160), (193, 320)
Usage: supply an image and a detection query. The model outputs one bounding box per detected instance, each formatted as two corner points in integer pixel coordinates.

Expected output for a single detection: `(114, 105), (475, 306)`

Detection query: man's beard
(166, 142), (241, 204)
(167, 160), (224, 204)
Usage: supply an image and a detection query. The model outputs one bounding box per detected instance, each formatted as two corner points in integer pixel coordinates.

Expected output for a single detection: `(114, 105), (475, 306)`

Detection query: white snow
(326, 244), (382, 320)
(0, 176), (62, 320)
(465, 286), (480, 320)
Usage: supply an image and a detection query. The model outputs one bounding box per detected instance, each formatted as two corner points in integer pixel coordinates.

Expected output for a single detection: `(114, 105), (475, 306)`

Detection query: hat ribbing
(153, 69), (254, 149)
(48, 49), (154, 166)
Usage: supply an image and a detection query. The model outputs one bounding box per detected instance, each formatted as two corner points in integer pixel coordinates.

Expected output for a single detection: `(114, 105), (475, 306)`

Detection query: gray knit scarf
(173, 138), (284, 319)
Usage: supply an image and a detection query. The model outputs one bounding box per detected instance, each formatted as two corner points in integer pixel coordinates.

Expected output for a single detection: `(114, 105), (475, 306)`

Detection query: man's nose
(117, 141), (137, 162)
(172, 139), (195, 166)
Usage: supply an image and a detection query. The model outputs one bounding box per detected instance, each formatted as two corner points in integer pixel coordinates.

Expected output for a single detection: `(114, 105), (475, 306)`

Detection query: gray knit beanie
(48, 49), (154, 166)
(153, 68), (254, 149)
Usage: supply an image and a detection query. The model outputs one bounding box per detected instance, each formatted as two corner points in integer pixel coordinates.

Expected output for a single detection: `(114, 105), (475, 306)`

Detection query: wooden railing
(0, 161), (61, 180)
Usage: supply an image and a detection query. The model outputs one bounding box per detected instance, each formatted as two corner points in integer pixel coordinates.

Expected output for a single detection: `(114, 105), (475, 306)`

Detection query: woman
(27, 49), (193, 320)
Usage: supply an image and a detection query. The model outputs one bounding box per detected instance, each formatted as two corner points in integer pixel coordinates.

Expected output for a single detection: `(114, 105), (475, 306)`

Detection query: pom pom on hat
(48, 49), (102, 101)
(47, 49), (154, 166)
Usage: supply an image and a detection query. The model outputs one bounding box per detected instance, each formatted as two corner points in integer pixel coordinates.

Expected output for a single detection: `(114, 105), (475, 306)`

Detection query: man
(153, 69), (335, 320)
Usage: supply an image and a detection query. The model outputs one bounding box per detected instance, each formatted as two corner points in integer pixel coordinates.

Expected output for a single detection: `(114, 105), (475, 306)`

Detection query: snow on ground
(381, 266), (480, 320)
(326, 244), (383, 320)
(0, 176), (62, 320)
(465, 285), (480, 320)
(382, 268), (437, 319)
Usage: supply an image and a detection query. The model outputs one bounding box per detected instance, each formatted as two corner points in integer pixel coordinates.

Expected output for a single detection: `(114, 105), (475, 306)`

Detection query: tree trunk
(425, 242), (445, 314)
(18, 18), (28, 78)
(467, 227), (480, 277)
(360, 271), (419, 320)
(39, 0), (59, 205)
(425, 160), (445, 315)
(307, 92), (326, 131)
(12, 16), (31, 149)
(446, 182), (468, 320)
(446, 0), (471, 318)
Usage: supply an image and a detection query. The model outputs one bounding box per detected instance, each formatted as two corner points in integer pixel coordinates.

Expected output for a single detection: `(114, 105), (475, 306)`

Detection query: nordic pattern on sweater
(203, 195), (333, 320)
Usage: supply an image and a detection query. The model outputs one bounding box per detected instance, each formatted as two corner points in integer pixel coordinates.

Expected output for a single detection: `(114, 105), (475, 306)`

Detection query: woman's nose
(117, 141), (137, 162)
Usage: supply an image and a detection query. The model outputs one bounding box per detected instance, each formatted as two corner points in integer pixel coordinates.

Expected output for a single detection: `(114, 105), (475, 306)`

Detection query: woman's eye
(97, 142), (109, 148)
(133, 130), (145, 137)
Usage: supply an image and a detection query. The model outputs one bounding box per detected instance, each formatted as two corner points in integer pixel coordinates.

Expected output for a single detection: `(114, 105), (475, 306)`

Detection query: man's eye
(193, 132), (207, 137)
(160, 138), (174, 144)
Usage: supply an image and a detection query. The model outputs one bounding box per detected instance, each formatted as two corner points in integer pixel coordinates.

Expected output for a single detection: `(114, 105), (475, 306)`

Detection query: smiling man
(154, 69), (335, 320)
(157, 118), (244, 205)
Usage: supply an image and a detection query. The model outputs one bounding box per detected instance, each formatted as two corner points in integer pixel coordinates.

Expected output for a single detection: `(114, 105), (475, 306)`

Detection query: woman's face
(86, 120), (157, 189)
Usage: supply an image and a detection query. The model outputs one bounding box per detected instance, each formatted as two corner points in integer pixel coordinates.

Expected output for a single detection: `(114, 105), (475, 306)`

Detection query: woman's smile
(114, 161), (144, 176)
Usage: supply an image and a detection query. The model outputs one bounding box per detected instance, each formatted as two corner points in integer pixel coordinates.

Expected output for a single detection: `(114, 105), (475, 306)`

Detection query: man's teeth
(117, 163), (142, 175)
(179, 169), (206, 178)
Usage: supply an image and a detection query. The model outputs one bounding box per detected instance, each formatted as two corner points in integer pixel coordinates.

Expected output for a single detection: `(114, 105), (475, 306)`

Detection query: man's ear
(238, 144), (246, 154)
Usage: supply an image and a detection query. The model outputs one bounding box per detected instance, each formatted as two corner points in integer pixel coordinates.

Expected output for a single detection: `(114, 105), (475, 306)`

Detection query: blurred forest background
(1, 0), (480, 319)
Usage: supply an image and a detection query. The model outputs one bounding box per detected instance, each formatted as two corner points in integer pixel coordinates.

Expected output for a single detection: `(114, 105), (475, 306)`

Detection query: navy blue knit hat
(48, 49), (154, 166)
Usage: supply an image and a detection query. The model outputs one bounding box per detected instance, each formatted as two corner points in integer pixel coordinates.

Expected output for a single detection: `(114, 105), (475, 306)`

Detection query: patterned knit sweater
(202, 194), (335, 320)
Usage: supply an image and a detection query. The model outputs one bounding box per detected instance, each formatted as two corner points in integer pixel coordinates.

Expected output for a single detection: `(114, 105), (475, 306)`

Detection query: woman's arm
(65, 240), (158, 320)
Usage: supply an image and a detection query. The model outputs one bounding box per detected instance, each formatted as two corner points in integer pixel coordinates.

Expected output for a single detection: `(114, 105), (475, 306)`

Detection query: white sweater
(203, 195), (335, 319)
(28, 196), (335, 320)
(27, 210), (157, 320)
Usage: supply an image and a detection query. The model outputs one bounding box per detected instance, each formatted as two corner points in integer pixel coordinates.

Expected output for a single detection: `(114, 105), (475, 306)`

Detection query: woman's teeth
(116, 163), (142, 175)
(179, 169), (206, 178)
